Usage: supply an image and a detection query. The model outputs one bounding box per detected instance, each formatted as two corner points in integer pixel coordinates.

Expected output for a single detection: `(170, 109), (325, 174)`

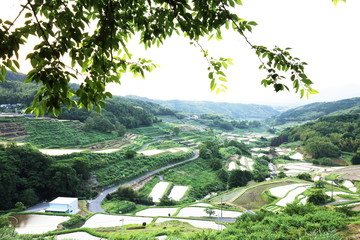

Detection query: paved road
(25, 202), (49, 212)
(88, 150), (199, 213)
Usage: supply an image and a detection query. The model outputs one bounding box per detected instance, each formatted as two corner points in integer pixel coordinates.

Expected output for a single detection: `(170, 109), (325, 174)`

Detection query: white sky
(1, 0), (360, 107)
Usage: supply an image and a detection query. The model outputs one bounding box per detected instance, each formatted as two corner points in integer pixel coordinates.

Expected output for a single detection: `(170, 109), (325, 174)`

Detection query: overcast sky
(2, 0), (360, 107)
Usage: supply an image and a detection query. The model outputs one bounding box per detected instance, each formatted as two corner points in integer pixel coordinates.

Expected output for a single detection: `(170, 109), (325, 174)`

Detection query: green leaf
(302, 79), (313, 85)
(218, 77), (227, 82)
(210, 80), (216, 91)
(229, 0), (235, 8)
(208, 72), (214, 79)
(332, 0), (346, 5)
(299, 73), (307, 79)
(308, 88), (319, 94)
(300, 89), (305, 98)
(52, 107), (61, 117)
(0, 66), (6, 82)
(274, 84), (284, 92)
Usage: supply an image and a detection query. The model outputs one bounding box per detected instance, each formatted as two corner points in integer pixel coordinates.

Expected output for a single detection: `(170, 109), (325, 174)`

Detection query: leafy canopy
(0, 0), (340, 115)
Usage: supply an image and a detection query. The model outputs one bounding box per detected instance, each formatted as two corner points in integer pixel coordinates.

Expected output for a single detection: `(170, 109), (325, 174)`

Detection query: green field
(212, 180), (301, 210)
(0, 116), (122, 148)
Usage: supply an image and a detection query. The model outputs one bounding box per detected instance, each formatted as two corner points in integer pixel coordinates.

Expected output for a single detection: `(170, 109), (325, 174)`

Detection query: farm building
(45, 197), (79, 214)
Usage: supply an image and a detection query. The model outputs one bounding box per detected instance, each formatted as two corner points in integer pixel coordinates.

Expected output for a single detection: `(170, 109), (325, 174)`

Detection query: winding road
(88, 150), (199, 212)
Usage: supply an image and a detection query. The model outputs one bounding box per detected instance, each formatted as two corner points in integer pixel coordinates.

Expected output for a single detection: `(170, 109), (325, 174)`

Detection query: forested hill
(270, 97), (360, 125)
(1, 71), (38, 105)
(1, 71), (176, 129)
(128, 96), (279, 119)
(271, 114), (360, 163)
(57, 96), (176, 129)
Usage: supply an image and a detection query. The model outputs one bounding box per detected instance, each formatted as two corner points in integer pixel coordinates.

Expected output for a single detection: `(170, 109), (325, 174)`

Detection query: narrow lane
(88, 151), (199, 212)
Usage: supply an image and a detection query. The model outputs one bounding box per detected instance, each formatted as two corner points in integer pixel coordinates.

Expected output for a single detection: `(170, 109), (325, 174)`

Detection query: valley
(1, 95), (360, 239)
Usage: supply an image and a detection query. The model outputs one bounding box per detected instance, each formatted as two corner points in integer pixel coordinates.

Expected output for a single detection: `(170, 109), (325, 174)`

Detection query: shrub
(351, 154), (360, 165)
(296, 173), (312, 181)
(307, 189), (329, 205)
(158, 196), (176, 206)
(62, 215), (86, 229)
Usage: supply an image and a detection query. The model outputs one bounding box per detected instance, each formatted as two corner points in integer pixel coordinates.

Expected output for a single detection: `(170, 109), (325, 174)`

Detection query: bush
(307, 189), (329, 205)
(297, 173), (312, 181)
(158, 196), (176, 206)
(117, 201), (136, 213)
(125, 150), (137, 159)
(112, 187), (154, 205)
(351, 154), (360, 165)
(219, 204), (347, 239)
(62, 215), (85, 229)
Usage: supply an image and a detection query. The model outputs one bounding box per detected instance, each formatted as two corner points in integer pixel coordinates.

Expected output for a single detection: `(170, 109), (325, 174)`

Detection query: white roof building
(45, 197), (79, 214)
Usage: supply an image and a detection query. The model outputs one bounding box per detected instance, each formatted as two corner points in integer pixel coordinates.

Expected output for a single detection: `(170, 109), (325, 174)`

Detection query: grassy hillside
(128, 96), (279, 120)
(271, 97), (360, 125)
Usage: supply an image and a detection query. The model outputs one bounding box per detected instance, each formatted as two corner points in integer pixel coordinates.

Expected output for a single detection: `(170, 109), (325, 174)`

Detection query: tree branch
(27, 0), (56, 54)
(4, 2), (30, 34)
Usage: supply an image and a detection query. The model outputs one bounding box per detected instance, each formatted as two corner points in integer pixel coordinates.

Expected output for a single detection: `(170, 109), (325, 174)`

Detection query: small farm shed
(45, 197), (79, 214)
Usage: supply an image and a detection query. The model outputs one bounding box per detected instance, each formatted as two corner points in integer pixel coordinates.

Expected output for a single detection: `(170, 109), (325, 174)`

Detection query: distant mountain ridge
(127, 96), (279, 120)
(271, 97), (360, 125)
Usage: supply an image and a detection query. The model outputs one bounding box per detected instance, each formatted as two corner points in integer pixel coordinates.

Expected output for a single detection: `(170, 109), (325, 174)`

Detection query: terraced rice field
(269, 183), (310, 198)
(139, 147), (188, 156)
(325, 191), (357, 196)
(13, 214), (70, 234)
(155, 218), (224, 230)
(228, 161), (236, 171)
(232, 182), (295, 210)
(264, 205), (283, 212)
(191, 203), (212, 207)
(239, 156), (254, 171)
(343, 180), (357, 192)
(149, 181), (171, 202)
(278, 162), (345, 177)
(168, 186), (188, 201)
(56, 232), (100, 240)
(275, 186), (310, 207)
(136, 207), (179, 217)
(177, 207), (242, 218)
(83, 214), (153, 228)
(39, 149), (84, 155)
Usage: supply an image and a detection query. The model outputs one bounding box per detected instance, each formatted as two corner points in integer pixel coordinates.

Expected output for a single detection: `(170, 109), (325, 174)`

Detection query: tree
(296, 173), (312, 181)
(277, 171), (287, 179)
(307, 189), (329, 205)
(205, 207), (215, 217)
(115, 121), (126, 137)
(314, 180), (326, 189)
(0, 0), (327, 116)
(84, 112), (115, 133)
(228, 169), (252, 189)
(216, 168), (229, 184)
(351, 153), (360, 165)
(14, 202), (26, 211)
(158, 195), (176, 206)
(125, 149), (137, 159)
(173, 127), (180, 136)
(305, 137), (341, 159)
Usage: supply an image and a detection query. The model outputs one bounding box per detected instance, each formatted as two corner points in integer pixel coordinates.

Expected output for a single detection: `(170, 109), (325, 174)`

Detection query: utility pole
(120, 217), (124, 235)
(220, 197), (223, 230)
